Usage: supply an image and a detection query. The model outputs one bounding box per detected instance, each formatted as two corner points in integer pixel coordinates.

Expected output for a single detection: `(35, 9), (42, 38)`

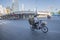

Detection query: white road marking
(0, 21), (10, 25)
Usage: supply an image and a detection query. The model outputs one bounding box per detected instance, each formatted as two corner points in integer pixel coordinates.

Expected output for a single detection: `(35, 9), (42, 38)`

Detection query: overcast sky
(0, 0), (60, 11)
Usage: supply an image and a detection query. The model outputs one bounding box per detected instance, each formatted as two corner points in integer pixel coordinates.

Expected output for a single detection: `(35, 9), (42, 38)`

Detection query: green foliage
(58, 11), (60, 14)
(51, 12), (55, 15)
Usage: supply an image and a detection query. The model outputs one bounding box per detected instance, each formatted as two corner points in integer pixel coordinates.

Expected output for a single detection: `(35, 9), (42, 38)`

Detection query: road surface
(0, 16), (60, 40)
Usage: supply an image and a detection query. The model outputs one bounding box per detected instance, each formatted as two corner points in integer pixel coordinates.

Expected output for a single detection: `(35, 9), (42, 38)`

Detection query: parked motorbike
(28, 19), (48, 33)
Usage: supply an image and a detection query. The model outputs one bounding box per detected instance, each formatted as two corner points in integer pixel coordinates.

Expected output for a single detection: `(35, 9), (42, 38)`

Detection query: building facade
(12, 0), (19, 12)
(1, 10), (51, 19)
(0, 5), (7, 16)
(37, 11), (51, 18)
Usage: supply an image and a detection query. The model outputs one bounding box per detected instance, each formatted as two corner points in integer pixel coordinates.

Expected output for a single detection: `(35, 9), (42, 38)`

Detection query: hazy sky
(0, 0), (60, 11)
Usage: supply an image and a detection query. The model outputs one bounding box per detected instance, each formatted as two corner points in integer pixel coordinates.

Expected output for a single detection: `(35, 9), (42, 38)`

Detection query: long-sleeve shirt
(34, 17), (39, 23)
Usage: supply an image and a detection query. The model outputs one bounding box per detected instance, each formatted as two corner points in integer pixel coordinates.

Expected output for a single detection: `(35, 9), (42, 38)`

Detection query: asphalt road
(0, 16), (60, 40)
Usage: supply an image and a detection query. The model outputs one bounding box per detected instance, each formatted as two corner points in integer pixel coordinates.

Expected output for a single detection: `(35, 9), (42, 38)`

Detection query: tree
(58, 10), (60, 14)
(51, 12), (55, 15)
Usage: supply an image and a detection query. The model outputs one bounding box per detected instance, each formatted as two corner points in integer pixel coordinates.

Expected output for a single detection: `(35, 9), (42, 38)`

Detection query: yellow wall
(5, 9), (10, 14)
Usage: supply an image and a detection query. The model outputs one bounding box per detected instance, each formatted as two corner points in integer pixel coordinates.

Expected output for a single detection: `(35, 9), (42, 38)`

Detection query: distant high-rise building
(12, 0), (19, 12)
(22, 4), (25, 11)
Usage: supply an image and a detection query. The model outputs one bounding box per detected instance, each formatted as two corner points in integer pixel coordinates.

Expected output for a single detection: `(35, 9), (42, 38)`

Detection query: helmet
(34, 14), (37, 17)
